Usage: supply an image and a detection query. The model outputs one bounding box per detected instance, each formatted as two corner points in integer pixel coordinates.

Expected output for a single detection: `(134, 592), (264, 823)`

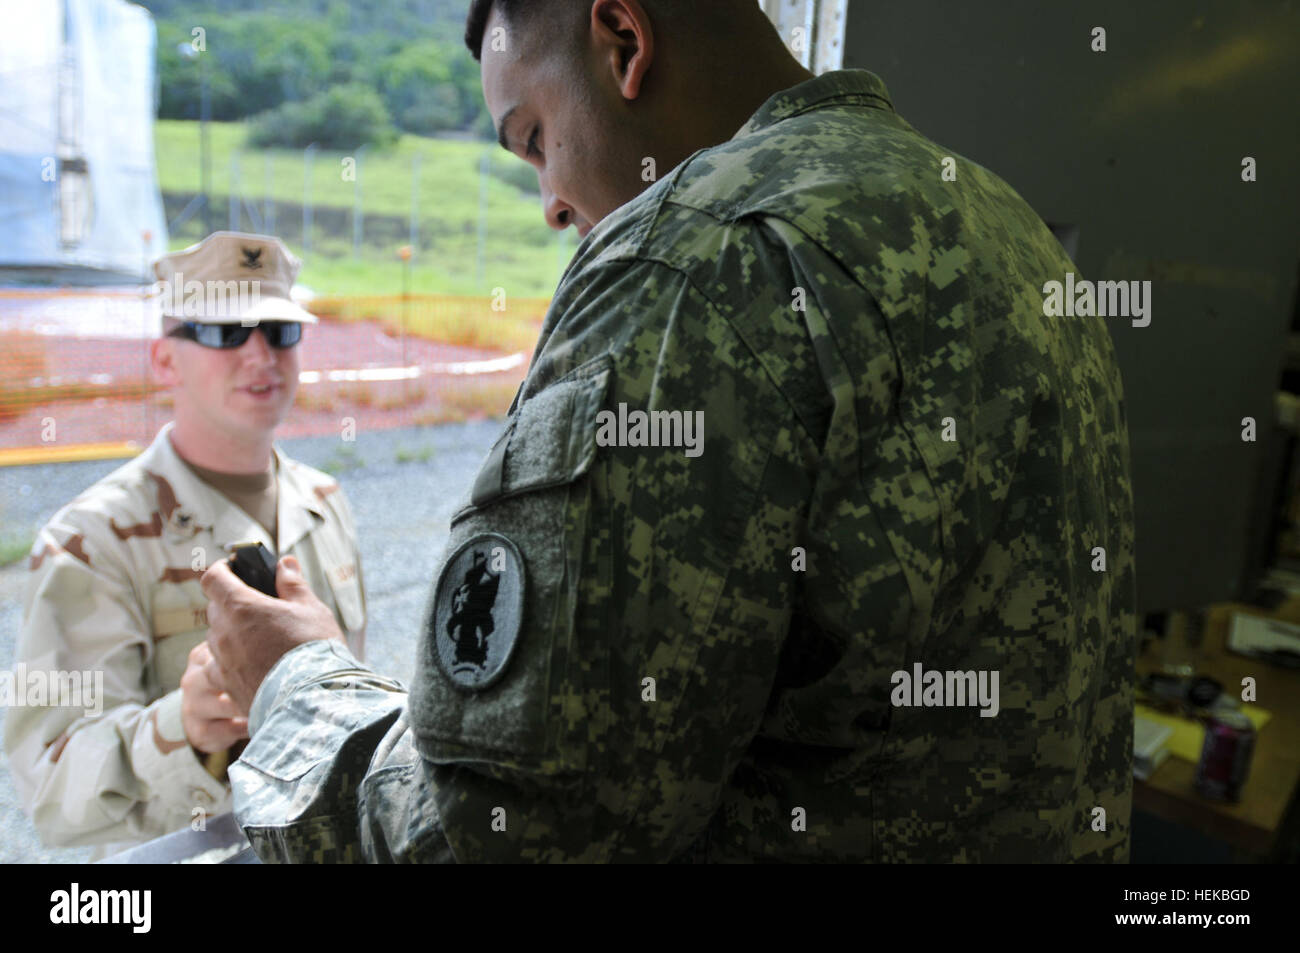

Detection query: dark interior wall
(840, 0), (1300, 613)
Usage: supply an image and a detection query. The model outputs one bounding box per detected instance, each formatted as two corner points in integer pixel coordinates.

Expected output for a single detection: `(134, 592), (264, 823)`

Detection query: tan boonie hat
(153, 231), (318, 325)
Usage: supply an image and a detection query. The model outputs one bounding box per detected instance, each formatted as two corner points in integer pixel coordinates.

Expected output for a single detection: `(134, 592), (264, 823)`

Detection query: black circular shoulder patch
(430, 533), (525, 692)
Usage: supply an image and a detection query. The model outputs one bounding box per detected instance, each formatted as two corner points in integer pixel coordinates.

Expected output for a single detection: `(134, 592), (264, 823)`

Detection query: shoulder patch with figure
(430, 533), (524, 692)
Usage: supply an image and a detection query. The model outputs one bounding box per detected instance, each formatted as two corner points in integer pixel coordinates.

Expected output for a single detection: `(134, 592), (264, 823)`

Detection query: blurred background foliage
(142, 0), (576, 297)
(146, 0), (495, 146)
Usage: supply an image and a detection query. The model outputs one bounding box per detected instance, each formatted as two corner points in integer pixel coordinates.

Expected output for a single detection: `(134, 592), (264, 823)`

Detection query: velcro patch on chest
(430, 533), (525, 691)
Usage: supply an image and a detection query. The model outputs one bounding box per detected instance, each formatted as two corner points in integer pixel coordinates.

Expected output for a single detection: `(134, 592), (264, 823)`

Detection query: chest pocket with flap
(409, 355), (613, 776)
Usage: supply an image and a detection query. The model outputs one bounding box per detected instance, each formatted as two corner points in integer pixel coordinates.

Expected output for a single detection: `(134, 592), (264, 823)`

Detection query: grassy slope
(154, 120), (578, 298)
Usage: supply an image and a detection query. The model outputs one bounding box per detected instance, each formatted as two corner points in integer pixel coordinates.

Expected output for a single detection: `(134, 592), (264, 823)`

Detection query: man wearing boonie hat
(4, 231), (368, 859)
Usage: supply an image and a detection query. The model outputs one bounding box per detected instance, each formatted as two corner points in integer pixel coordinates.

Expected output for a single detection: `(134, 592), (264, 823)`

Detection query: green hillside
(154, 120), (577, 298)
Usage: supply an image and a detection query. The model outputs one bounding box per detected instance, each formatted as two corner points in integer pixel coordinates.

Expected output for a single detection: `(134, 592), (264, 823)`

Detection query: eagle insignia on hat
(153, 232), (318, 324)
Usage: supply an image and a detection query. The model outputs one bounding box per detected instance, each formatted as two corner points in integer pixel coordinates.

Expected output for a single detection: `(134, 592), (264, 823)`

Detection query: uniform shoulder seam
(620, 255), (815, 443)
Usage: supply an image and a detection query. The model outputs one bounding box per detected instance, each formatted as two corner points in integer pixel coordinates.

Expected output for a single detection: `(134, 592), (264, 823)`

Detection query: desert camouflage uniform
(231, 69), (1137, 862)
(4, 422), (366, 859)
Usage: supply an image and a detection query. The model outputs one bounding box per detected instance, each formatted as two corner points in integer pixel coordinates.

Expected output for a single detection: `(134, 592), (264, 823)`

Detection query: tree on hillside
(381, 41), (460, 134)
(158, 14), (332, 119)
(151, 0), (495, 139)
(247, 83), (397, 149)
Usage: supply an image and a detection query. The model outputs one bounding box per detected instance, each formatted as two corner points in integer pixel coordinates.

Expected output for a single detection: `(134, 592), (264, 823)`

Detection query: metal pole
(407, 154), (418, 379)
(200, 53), (211, 234)
(303, 143), (317, 255)
(401, 254), (410, 372)
(409, 153), (420, 252)
(477, 150), (488, 290)
(353, 145), (366, 259)
(229, 151), (240, 230)
(402, 256), (410, 426)
(264, 153), (275, 235)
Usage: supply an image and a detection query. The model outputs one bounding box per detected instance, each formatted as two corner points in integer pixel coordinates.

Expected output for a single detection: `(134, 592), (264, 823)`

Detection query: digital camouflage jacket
(231, 69), (1137, 863)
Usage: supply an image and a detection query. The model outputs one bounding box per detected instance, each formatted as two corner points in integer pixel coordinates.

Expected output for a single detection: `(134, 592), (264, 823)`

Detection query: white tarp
(0, 0), (167, 279)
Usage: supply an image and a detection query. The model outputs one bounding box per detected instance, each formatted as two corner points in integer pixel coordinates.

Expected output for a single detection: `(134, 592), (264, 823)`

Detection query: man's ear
(592, 0), (654, 100)
(150, 336), (181, 388)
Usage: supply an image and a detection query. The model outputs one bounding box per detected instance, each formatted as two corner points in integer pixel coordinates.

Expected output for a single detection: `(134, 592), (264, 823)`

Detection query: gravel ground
(0, 419), (502, 863)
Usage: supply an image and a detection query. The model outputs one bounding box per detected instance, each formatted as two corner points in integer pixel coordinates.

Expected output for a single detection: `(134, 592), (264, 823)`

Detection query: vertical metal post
(56, 3), (88, 248)
(476, 150), (489, 290)
(398, 244), (412, 424)
(407, 154), (418, 381)
(199, 53), (212, 234)
(410, 153), (420, 252)
(264, 153), (275, 235)
(353, 146), (366, 259)
(302, 143), (317, 255)
(229, 151), (240, 230)
(401, 253), (410, 371)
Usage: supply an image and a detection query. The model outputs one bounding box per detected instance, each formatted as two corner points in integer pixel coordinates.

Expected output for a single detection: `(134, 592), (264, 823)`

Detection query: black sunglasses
(167, 321), (302, 349)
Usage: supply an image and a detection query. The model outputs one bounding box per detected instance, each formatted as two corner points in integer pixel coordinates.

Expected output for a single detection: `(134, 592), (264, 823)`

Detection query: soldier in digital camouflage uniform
(206, 0), (1136, 862)
(3, 232), (366, 860)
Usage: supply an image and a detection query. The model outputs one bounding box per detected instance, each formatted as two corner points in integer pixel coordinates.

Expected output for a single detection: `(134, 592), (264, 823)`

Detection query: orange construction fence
(0, 289), (549, 465)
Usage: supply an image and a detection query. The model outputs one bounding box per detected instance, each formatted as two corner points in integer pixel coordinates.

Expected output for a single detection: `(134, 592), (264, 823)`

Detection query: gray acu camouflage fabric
(231, 69), (1138, 863)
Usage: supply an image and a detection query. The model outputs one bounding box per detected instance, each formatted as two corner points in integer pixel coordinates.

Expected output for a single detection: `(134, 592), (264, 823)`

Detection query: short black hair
(462, 0), (491, 59)
(465, 0), (577, 62)
(464, 0), (499, 61)
(464, 1), (739, 65)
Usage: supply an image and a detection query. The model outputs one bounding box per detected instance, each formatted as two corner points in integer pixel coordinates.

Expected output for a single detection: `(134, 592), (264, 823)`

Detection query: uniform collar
(732, 69), (895, 141)
(137, 422), (324, 554)
(273, 446), (328, 554)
